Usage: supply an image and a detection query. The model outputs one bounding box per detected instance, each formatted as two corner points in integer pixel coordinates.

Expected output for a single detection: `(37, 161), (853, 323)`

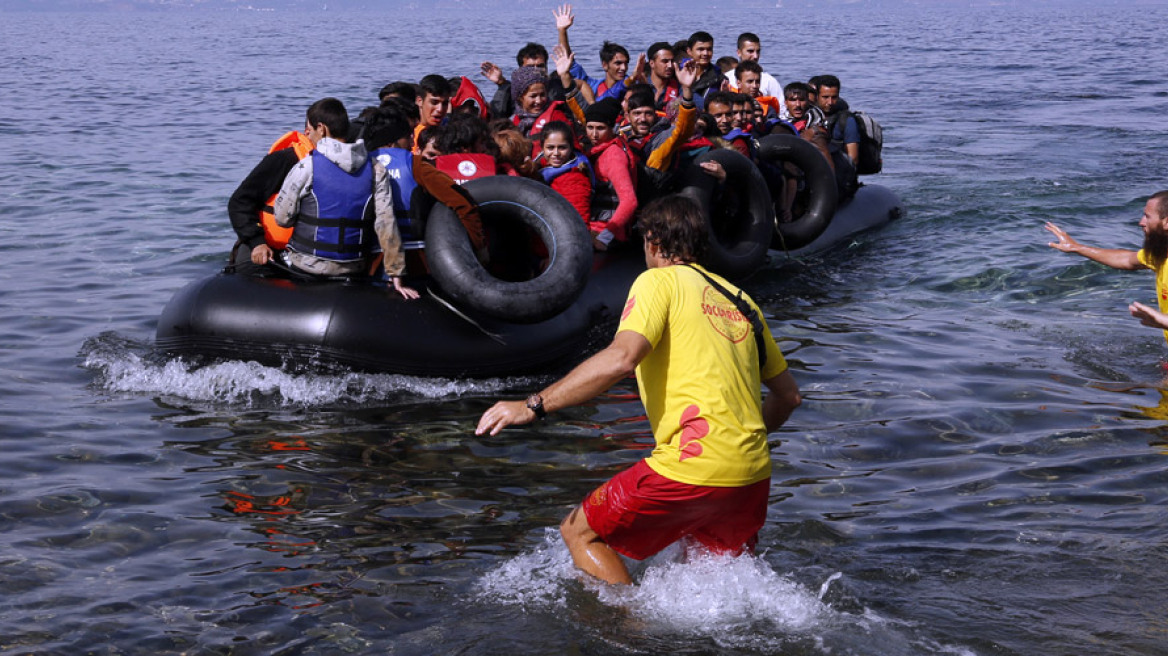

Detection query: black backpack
(850, 110), (884, 175)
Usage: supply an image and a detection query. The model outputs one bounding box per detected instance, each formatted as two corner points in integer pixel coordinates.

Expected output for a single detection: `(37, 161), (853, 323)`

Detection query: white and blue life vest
(288, 150), (374, 262)
(372, 147), (425, 246)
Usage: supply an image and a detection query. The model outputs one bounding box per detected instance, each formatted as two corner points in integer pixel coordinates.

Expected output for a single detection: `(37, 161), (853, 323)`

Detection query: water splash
(80, 331), (539, 406)
(477, 530), (830, 636)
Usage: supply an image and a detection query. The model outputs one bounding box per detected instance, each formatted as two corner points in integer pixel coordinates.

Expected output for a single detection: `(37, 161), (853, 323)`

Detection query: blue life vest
(372, 146), (423, 242)
(288, 150), (374, 262)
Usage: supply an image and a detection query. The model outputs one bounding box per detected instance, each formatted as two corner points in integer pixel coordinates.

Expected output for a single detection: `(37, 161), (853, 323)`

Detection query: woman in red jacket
(536, 121), (595, 246)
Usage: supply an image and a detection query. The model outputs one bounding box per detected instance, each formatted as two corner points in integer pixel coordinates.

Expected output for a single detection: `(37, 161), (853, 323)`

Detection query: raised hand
(674, 59), (698, 89)
(481, 61), (504, 86)
(553, 3), (574, 31)
(629, 52), (648, 83)
(552, 44), (574, 77)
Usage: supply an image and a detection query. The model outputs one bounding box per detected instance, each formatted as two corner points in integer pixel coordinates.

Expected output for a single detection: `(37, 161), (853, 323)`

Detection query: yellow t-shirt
(1136, 249), (1168, 343)
(617, 264), (789, 487)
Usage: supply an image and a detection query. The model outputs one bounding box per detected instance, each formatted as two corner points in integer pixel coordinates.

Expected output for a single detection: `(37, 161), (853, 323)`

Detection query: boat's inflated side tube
(678, 148), (774, 280)
(756, 134), (838, 251)
(425, 176), (593, 324)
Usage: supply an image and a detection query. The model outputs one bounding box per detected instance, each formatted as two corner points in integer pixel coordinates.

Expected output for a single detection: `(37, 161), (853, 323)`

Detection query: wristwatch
(525, 393), (547, 420)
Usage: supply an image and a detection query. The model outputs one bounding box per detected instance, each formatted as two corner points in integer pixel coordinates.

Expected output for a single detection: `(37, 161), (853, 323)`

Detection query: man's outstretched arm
(475, 330), (651, 436)
(1045, 222), (1143, 270)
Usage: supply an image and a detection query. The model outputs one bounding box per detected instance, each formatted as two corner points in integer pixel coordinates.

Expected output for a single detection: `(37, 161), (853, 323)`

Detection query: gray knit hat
(511, 66), (548, 104)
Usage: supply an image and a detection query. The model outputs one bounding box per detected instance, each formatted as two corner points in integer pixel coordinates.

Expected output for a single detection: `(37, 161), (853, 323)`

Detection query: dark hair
(363, 105), (412, 151)
(807, 75), (822, 92)
(1152, 190), (1168, 219)
(626, 87), (657, 112)
(599, 41), (629, 64)
(715, 56), (738, 74)
(817, 74), (841, 90)
(640, 195), (708, 263)
(673, 39), (692, 59)
(380, 95), (420, 122)
(436, 113), (493, 155)
(783, 81), (811, 100)
(687, 31), (714, 49)
(704, 91), (734, 109)
(735, 60), (763, 80)
(379, 81), (417, 102)
(418, 74), (453, 99)
(736, 32), (760, 49)
(731, 92), (752, 106)
(696, 113), (719, 138)
(516, 42), (548, 67)
(647, 41), (674, 62)
(539, 120), (575, 148)
(417, 125), (441, 151)
(306, 97), (350, 141)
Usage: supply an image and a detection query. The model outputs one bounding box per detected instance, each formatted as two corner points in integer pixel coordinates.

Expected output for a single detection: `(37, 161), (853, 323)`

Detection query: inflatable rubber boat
(156, 137), (903, 377)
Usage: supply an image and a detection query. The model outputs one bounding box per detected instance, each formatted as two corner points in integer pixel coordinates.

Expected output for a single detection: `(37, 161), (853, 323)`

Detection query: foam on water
(476, 529), (830, 638)
(80, 332), (538, 406)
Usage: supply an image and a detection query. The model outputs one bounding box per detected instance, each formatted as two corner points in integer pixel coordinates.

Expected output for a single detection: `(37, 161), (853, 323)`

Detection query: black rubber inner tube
(425, 176), (594, 324)
(678, 148), (775, 280)
(756, 134), (839, 251)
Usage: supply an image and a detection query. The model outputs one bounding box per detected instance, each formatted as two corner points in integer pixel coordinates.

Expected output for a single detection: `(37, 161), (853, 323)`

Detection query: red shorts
(581, 459), (770, 561)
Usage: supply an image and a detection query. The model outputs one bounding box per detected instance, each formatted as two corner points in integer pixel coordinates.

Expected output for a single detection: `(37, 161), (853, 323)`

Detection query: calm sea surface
(3, 4), (1168, 654)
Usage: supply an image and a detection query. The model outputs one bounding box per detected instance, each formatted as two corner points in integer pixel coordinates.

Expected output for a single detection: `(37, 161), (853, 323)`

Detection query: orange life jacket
(260, 131), (314, 249)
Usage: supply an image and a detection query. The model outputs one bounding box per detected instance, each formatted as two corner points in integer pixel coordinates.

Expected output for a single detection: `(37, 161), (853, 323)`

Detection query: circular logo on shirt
(701, 286), (751, 343)
(458, 160), (478, 177)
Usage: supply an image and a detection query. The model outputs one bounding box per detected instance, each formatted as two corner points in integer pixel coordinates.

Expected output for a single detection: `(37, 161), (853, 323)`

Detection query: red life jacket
(260, 131), (314, 249)
(434, 153), (497, 185)
(452, 76), (489, 120)
(512, 101), (571, 141)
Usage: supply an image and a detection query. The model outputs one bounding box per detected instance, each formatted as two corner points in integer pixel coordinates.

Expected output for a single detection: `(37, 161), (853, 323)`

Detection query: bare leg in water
(559, 506), (632, 585)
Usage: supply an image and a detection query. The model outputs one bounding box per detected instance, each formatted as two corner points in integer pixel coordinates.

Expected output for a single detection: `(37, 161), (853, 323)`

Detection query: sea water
(4, 3), (1168, 654)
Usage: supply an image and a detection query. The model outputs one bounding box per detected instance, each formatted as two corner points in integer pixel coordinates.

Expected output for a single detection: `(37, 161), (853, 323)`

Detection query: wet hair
(418, 74), (454, 99)
(492, 128), (536, 177)
(783, 81), (811, 100)
(704, 91), (734, 110)
(379, 81), (417, 103)
(735, 60), (764, 80)
(539, 120), (575, 148)
(306, 97), (350, 141)
(687, 31), (714, 49)
(363, 105), (413, 151)
(380, 95), (420, 123)
(817, 74), (841, 91)
(640, 195), (709, 263)
(599, 41), (629, 64)
(737, 32), (761, 49)
(715, 56), (738, 74)
(437, 113), (494, 155)
(626, 87), (657, 112)
(516, 42), (548, 66)
(647, 42), (674, 62)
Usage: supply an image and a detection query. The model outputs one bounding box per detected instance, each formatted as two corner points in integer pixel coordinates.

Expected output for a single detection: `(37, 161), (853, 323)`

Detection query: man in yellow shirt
(1046, 191), (1168, 339)
(476, 195), (801, 585)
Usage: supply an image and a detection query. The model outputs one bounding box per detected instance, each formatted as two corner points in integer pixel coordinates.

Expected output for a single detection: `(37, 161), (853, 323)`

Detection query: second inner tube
(425, 176), (594, 324)
(756, 134), (839, 251)
(678, 148), (775, 280)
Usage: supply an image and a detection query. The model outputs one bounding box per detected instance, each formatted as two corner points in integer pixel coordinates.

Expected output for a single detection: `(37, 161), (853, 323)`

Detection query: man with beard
(1046, 191), (1168, 337)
